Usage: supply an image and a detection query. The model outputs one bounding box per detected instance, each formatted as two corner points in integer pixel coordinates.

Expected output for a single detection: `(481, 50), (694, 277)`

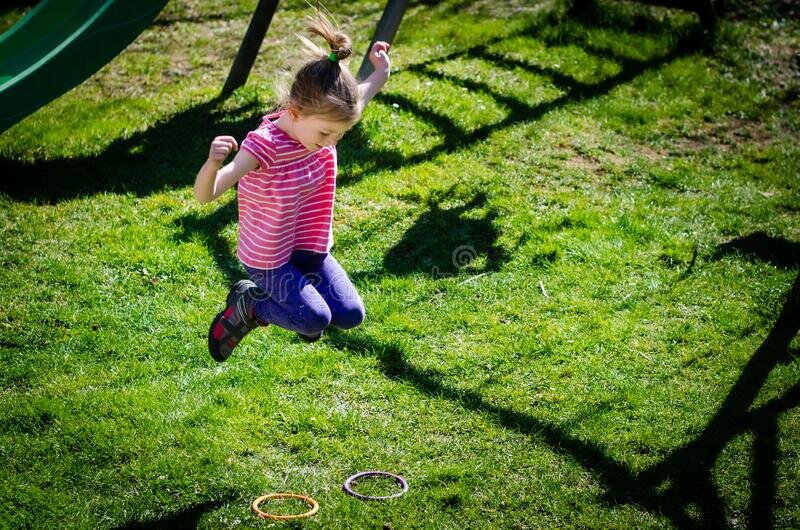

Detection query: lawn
(1, 0), (799, 528)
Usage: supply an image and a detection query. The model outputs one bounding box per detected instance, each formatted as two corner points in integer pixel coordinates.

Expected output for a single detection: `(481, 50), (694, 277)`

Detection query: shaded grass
(1, 0), (799, 528)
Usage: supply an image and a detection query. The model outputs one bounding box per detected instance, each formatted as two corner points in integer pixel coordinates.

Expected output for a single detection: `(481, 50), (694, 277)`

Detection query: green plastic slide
(0, 0), (169, 134)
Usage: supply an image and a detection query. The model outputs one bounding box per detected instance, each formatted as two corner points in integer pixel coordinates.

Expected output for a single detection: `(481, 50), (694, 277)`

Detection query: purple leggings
(243, 250), (365, 336)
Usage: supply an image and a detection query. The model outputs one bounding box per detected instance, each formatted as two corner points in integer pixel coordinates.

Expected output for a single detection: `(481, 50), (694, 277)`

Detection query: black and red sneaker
(208, 280), (265, 362)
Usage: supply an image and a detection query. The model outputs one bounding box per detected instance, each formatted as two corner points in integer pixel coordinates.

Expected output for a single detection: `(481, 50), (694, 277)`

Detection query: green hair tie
(328, 51), (338, 63)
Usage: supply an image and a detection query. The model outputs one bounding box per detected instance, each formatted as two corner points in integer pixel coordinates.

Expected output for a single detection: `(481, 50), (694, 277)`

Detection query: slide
(0, 0), (169, 134)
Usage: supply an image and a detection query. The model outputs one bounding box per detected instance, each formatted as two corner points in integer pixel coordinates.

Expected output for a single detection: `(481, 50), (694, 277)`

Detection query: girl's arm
(358, 41), (391, 113)
(194, 136), (259, 203)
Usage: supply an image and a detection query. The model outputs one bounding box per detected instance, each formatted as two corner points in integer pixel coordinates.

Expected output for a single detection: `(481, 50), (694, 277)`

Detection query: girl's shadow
(382, 189), (510, 277)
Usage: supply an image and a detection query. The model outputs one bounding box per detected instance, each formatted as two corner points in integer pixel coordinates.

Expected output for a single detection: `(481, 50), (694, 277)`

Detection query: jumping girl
(194, 12), (391, 361)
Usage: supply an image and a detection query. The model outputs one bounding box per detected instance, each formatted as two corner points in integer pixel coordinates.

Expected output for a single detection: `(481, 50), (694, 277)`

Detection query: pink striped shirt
(238, 111), (336, 270)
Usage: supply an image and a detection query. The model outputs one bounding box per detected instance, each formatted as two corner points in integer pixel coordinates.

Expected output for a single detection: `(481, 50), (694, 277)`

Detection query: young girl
(195, 12), (391, 361)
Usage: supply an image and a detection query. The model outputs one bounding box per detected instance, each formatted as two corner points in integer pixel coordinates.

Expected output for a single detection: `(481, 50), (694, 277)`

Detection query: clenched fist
(208, 136), (238, 163)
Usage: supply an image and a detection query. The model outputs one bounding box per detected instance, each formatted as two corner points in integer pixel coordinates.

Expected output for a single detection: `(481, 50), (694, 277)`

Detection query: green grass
(1, 0), (799, 528)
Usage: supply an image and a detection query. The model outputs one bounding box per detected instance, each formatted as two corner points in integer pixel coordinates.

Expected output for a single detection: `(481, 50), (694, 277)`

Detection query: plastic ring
(343, 471), (408, 501)
(251, 492), (319, 520)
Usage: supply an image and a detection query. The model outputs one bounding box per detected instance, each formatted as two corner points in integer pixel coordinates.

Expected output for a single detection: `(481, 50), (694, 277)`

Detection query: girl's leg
(244, 262), (332, 336)
(294, 252), (365, 330)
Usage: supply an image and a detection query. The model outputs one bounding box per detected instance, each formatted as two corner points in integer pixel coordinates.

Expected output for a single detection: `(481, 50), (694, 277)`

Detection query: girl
(195, 12), (391, 361)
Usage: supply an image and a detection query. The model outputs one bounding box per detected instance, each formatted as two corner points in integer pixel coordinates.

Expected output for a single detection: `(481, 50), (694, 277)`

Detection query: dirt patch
(661, 115), (781, 156)
(599, 148), (627, 166)
(723, 117), (774, 144)
(565, 153), (601, 172)
(726, 0), (800, 21)
(631, 143), (664, 161)
(750, 37), (800, 95)
(463, 0), (554, 18)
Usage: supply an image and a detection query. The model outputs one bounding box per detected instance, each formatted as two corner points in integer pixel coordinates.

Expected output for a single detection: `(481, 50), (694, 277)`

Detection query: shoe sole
(208, 309), (229, 362)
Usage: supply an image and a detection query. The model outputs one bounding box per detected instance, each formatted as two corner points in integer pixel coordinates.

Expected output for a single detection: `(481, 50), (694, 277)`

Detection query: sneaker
(208, 280), (264, 362)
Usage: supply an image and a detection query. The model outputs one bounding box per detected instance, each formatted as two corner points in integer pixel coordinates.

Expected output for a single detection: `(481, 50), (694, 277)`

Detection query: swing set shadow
(335, 2), (710, 186)
(1, 1), (705, 204)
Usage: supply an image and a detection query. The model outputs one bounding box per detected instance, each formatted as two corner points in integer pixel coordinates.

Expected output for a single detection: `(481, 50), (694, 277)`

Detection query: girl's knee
(291, 305), (332, 335)
(331, 302), (365, 330)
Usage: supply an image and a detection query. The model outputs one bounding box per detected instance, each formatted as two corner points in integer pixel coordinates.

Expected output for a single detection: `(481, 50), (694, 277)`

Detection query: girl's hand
(209, 136), (238, 163)
(369, 41), (391, 73)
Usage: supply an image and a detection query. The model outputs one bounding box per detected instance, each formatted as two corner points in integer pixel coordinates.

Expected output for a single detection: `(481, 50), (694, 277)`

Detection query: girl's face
(289, 109), (353, 151)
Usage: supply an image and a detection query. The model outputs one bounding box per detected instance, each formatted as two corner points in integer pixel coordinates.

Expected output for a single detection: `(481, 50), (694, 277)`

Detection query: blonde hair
(284, 11), (360, 123)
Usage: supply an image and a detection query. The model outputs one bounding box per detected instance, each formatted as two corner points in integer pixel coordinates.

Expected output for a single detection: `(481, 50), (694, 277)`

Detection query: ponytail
(307, 11), (352, 62)
(287, 11), (360, 122)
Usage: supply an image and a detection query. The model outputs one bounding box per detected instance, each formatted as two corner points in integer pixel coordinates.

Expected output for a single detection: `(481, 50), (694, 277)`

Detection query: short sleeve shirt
(237, 111), (337, 270)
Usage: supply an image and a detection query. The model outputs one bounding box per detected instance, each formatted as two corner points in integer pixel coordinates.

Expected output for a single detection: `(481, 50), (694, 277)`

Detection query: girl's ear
(286, 104), (301, 120)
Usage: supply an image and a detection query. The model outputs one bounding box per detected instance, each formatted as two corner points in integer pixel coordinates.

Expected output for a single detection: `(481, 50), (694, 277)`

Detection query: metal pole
(357, 0), (409, 81)
(222, 0), (279, 96)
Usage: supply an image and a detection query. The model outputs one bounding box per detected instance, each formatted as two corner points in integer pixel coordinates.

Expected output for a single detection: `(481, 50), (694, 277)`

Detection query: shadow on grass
(329, 232), (800, 528)
(383, 190), (510, 276)
(0, 1), (706, 203)
(631, 235), (800, 528)
(1, 1), (709, 290)
(114, 497), (230, 530)
(344, 3), (706, 279)
(714, 231), (800, 269)
(0, 96), (260, 287)
(326, 327), (639, 490)
(0, 96), (261, 203)
(337, 4), (708, 187)
(172, 199), (242, 285)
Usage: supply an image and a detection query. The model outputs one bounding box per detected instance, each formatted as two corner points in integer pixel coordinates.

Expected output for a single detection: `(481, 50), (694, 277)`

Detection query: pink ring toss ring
(251, 492), (319, 520)
(343, 470), (408, 501)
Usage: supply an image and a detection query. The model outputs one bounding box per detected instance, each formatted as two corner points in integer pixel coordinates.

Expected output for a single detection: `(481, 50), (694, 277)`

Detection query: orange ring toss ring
(251, 492), (320, 520)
